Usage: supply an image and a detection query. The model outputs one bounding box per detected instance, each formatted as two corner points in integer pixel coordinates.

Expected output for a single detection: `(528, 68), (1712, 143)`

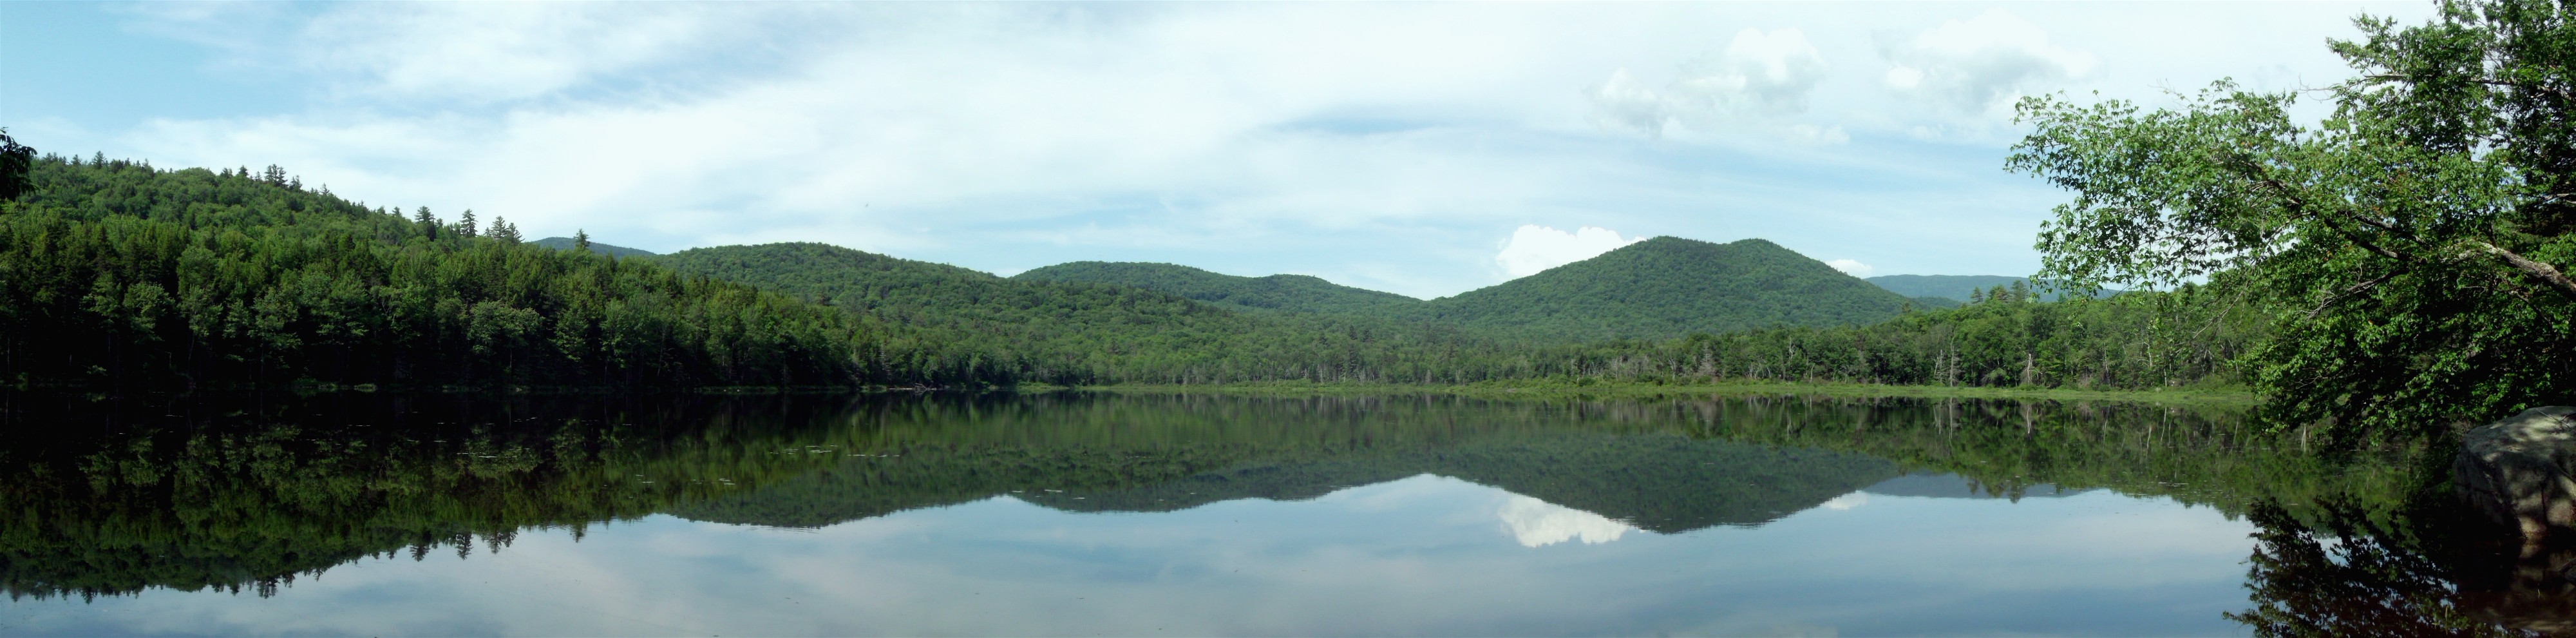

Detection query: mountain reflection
(0, 390), (2412, 611)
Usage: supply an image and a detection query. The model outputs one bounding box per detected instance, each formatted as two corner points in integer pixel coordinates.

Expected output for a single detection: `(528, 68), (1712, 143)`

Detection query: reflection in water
(1496, 494), (1633, 547)
(0, 390), (2537, 635)
(2233, 494), (2576, 637)
(1820, 492), (1868, 511)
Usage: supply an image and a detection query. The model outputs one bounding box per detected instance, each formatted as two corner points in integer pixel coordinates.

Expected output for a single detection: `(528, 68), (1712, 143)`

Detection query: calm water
(0, 392), (2555, 636)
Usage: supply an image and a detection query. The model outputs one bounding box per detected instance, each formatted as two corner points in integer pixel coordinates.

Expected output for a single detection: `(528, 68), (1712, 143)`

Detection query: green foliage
(1457, 283), (2265, 391)
(0, 157), (888, 389)
(1013, 260), (1421, 314)
(0, 128), (31, 202)
(2010, 0), (2576, 442)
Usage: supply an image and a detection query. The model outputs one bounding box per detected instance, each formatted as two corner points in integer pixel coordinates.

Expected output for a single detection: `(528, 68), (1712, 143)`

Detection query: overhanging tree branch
(2465, 240), (2576, 302)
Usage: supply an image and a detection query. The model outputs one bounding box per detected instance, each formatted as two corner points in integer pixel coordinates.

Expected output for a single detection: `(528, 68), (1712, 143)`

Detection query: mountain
(647, 242), (1524, 385)
(531, 236), (657, 258)
(1422, 237), (1914, 341)
(1013, 237), (1919, 342)
(1866, 275), (2107, 302)
(1012, 262), (1420, 314)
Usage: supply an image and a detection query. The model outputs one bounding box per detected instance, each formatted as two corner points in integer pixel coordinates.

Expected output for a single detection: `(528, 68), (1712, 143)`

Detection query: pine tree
(574, 229), (591, 252)
(0, 128), (32, 201)
(459, 209), (478, 238)
(414, 206), (437, 239)
(491, 217), (521, 244)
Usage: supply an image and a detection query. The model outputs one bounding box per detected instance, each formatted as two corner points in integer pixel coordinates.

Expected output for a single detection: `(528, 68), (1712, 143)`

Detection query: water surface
(0, 392), (2538, 635)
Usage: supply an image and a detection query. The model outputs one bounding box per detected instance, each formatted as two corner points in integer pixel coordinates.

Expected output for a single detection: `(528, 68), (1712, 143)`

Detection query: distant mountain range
(574, 232), (2077, 343)
(530, 236), (657, 258)
(1016, 261), (1421, 315)
(1865, 274), (2111, 302)
(1018, 237), (1918, 341)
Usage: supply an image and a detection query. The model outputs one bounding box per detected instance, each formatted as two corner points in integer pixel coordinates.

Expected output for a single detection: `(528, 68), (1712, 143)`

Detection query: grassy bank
(1060, 378), (2261, 405)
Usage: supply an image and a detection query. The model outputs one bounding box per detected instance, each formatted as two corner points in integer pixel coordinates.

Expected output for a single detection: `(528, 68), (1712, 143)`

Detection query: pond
(0, 392), (2553, 636)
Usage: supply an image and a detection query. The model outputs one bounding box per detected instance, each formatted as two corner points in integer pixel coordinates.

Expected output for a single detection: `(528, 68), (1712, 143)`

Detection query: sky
(0, 1), (2434, 299)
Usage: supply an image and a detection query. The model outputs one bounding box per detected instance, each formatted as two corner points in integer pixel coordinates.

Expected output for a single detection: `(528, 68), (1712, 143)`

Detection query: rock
(2455, 406), (2576, 545)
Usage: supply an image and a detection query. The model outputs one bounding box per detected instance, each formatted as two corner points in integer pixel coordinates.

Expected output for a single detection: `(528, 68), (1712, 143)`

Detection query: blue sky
(1, 2), (2429, 298)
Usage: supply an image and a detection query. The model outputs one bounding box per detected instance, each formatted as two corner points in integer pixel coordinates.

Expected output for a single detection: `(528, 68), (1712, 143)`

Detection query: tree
(413, 206), (437, 239)
(459, 209), (478, 238)
(0, 128), (32, 201)
(574, 229), (591, 252)
(2009, 0), (2573, 443)
(491, 217), (521, 244)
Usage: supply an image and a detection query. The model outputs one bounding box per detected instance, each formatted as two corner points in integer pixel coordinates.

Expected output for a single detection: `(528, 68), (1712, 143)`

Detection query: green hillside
(1012, 237), (1923, 343)
(1013, 261), (1419, 314)
(531, 236), (656, 258)
(1423, 237), (1913, 341)
(0, 156), (886, 390)
(646, 242), (1528, 385)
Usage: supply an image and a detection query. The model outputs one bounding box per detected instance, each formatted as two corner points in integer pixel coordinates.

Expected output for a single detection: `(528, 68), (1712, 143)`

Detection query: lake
(0, 391), (2554, 636)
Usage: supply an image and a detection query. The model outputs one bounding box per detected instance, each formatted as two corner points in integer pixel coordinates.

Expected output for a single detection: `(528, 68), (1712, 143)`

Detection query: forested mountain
(1867, 275), (2108, 302)
(1423, 237), (1915, 341)
(646, 242), (1537, 385)
(0, 155), (893, 389)
(1016, 239), (1934, 343)
(531, 236), (656, 258)
(1012, 261), (1420, 314)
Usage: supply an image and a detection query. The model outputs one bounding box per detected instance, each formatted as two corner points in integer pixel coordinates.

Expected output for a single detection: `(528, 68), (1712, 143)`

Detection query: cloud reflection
(1497, 494), (1634, 547)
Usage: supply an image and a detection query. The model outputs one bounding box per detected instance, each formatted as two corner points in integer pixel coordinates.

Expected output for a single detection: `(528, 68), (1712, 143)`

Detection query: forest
(0, 147), (2259, 393)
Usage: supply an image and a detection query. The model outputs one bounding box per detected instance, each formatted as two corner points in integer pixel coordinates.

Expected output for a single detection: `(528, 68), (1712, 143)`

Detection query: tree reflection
(2233, 493), (2576, 637)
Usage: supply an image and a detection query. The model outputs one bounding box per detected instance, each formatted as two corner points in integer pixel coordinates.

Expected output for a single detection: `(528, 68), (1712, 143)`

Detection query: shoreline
(1048, 380), (2260, 405)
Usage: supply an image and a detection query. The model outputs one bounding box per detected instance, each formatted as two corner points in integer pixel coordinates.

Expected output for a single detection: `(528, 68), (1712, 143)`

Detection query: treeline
(0, 155), (895, 389)
(1, 153), (2262, 392)
(1522, 280), (2266, 390)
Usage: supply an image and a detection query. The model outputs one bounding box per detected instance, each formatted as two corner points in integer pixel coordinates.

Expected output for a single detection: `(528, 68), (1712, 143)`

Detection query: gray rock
(2455, 406), (2576, 545)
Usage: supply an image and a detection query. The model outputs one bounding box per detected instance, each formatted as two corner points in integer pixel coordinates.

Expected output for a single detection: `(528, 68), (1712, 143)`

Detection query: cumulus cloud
(1497, 495), (1633, 548)
(1495, 225), (1646, 278)
(1880, 8), (2098, 116)
(1825, 258), (1873, 278)
(1589, 28), (1839, 141)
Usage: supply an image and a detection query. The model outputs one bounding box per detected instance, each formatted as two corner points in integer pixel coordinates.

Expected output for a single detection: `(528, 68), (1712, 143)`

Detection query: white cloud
(1497, 494), (1633, 547)
(1826, 259), (1873, 278)
(1495, 225), (1647, 278)
(1589, 28), (1837, 140)
(1879, 8), (2098, 116)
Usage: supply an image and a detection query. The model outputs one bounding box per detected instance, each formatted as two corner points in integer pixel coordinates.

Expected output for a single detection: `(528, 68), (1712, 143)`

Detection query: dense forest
(0, 154), (896, 390)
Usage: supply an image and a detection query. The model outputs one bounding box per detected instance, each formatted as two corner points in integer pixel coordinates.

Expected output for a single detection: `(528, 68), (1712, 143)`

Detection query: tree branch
(2465, 240), (2576, 303)
(2306, 272), (2395, 319)
(2363, 73), (2576, 103)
